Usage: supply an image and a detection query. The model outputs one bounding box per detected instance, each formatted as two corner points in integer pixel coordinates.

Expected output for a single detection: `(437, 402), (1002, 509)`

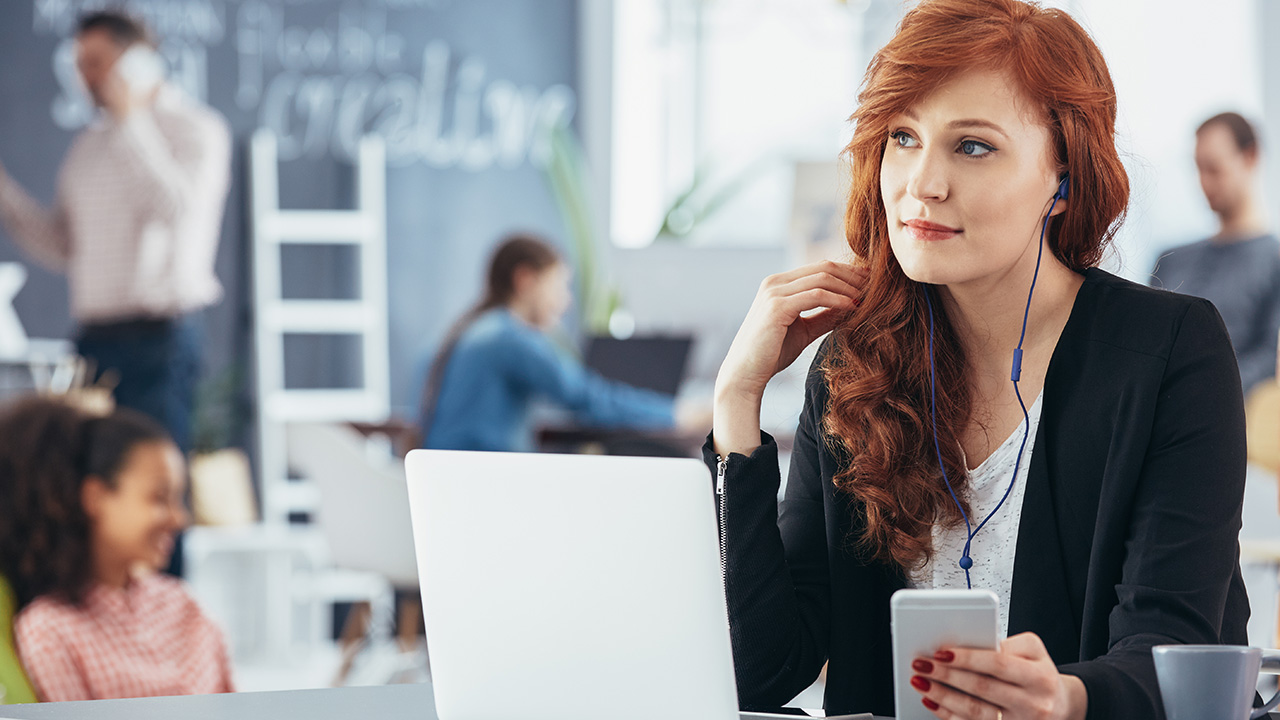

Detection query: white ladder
(249, 129), (390, 524)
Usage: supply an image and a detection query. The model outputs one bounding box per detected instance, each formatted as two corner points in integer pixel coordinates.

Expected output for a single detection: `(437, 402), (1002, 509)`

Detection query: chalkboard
(0, 0), (579, 440)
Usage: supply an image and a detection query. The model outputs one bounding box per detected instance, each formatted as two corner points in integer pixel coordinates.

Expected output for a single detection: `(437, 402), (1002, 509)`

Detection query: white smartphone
(114, 44), (165, 95)
(891, 589), (1000, 720)
(737, 707), (875, 712)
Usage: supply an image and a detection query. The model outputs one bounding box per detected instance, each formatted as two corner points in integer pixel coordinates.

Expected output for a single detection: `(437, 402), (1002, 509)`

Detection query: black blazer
(703, 269), (1250, 719)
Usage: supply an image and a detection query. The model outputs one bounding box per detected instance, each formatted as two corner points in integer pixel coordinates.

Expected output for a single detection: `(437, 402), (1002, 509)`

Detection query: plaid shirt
(0, 86), (230, 322)
(13, 571), (234, 702)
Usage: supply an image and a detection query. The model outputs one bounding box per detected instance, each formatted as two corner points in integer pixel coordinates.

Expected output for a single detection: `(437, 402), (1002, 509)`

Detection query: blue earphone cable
(923, 188), (1063, 589)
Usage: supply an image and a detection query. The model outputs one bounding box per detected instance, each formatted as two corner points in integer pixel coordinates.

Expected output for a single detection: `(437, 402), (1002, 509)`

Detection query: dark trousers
(76, 316), (201, 577)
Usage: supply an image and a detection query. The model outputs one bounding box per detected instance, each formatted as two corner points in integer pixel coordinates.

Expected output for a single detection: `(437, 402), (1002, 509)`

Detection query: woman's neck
(939, 253), (1083, 380)
(92, 551), (135, 591)
(505, 299), (535, 326)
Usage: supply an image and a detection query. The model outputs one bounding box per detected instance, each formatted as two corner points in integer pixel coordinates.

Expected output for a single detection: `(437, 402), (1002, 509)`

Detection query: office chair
(0, 574), (37, 704)
(286, 422), (423, 685)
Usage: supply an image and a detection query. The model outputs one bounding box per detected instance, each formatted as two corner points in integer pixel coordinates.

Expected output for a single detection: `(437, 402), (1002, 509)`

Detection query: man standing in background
(1151, 112), (1280, 396)
(0, 10), (230, 456)
(0, 11), (230, 577)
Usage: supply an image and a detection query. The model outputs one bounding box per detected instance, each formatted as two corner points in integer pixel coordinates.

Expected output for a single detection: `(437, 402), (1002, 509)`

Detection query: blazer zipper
(716, 455), (728, 588)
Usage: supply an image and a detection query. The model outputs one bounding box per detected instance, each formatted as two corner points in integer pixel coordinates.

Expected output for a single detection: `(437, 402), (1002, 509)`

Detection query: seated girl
(421, 233), (708, 452)
(0, 397), (233, 701)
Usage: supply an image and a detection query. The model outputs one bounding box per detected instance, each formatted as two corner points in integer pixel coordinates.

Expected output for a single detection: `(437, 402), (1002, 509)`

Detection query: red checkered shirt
(13, 571), (234, 702)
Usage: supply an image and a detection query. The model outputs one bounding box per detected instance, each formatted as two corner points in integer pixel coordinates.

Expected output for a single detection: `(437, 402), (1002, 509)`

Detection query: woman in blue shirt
(421, 235), (695, 452)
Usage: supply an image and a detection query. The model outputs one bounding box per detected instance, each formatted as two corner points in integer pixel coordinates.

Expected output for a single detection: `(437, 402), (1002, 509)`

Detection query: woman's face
(83, 440), (189, 575)
(880, 68), (1065, 289)
(521, 262), (573, 330)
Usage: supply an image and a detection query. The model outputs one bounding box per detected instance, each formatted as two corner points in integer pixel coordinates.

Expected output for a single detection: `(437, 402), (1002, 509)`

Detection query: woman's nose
(906, 153), (949, 202)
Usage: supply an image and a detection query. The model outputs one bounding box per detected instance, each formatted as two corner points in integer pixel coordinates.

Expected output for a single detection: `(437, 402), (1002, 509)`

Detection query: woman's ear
(80, 475), (110, 520)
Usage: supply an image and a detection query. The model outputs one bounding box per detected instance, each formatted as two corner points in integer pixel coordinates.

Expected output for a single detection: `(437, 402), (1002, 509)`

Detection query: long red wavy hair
(824, 0), (1129, 571)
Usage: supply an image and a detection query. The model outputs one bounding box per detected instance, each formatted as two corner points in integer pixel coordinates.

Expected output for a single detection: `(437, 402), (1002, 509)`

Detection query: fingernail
(922, 697), (940, 711)
(912, 658), (934, 674)
(910, 675), (931, 692)
(934, 649), (955, 663)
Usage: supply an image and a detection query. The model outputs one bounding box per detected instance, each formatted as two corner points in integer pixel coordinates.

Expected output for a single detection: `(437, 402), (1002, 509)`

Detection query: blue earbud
(1056, 174), (1070, 201)
(923, 174), (1068, 587)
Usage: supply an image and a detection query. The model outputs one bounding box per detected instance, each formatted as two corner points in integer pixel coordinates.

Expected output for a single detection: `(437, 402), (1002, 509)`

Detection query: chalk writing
(33, 0), (576, 170)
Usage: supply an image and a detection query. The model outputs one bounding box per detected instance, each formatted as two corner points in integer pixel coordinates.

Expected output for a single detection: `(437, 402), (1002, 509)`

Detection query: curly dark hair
(0, 397), (171, 608)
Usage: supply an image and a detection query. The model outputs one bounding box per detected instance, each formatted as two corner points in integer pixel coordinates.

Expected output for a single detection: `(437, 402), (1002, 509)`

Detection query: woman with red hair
(709, 0), (1248, 718)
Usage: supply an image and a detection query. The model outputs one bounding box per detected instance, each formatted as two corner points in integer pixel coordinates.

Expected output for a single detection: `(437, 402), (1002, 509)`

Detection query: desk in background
(536, 424), (707, 458)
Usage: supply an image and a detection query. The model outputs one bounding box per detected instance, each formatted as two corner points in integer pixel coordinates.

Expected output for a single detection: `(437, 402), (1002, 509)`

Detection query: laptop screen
(583, 335), (693, 397)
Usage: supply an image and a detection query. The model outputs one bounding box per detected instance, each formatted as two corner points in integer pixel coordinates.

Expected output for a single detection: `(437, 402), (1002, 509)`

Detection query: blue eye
(890, 131), (919, 149)
(959, 140), (995, 157)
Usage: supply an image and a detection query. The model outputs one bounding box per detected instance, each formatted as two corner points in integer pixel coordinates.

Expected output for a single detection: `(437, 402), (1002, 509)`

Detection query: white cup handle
(1251, 650), (1280, 719)
(1262, 649), (1280, 675)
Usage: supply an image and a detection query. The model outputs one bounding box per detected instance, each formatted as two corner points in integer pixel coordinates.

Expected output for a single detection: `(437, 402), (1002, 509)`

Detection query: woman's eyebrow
(900, 110), (1010, 139)
(947, 119), (1010, 138)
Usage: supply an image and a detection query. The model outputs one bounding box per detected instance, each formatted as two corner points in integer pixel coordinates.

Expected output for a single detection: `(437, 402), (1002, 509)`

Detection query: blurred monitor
(584, 335), (693, 397)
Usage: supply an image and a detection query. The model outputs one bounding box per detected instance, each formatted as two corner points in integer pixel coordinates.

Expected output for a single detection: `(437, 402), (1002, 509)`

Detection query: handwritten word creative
(33, 0), (577, 171)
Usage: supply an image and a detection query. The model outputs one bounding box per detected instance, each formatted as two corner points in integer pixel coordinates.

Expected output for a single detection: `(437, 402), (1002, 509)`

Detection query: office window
(610, 0), (876, 248)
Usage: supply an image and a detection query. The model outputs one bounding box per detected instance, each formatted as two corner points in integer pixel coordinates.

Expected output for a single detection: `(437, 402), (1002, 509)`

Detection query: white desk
(0, 685), (428, 720)
(0, 684), (894, 719)
(5, 684), (1276, 719)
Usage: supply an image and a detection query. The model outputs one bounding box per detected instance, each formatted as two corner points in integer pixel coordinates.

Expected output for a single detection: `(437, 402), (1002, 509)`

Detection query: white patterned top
(909, 391), (1044, 638)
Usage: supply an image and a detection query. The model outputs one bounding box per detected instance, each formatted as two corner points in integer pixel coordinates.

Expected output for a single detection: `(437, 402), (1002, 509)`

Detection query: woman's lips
(903, 219), (961, 242)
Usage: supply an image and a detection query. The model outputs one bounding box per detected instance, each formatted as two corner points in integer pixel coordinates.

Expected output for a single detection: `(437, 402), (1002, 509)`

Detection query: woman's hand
(910, 632), (1088, 720)
(712, 260), (866, 456)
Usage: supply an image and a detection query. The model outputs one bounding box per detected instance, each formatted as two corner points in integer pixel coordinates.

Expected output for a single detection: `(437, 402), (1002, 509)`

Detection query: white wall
(606, 244), (788, 382)
(592, 0), (1270, 372)
(1067, 0), (1264, 279)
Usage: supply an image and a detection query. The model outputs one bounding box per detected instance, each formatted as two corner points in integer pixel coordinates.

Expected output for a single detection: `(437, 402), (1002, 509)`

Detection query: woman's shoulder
(13, 594), (79, 639)
(800, 335), (839, 412)
(1080, 266), (1202, 311)
(1071, 267), (1226, 359)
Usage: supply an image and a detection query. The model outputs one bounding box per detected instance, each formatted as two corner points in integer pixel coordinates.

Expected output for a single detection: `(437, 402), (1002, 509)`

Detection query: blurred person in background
(1150, 111), (1280, 396)
(0, 11), (231, 578)
(0, 397), (233, 702)
(420, 233), (709, 452)
(0, 10), (230, 457)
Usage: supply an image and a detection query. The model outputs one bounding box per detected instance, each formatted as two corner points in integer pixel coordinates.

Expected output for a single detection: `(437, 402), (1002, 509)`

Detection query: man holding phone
(0, 11), (230, 458)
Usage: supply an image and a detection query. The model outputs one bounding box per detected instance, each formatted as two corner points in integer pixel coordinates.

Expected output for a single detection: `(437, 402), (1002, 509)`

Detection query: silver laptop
(405, 450), (873, 720)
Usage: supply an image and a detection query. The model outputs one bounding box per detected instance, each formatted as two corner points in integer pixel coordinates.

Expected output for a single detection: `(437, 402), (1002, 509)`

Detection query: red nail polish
(934, 649), (955, 663)
(912, 658), (934, 674)
(910, 675), (932, 692)
(922, 697), (940, 711)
